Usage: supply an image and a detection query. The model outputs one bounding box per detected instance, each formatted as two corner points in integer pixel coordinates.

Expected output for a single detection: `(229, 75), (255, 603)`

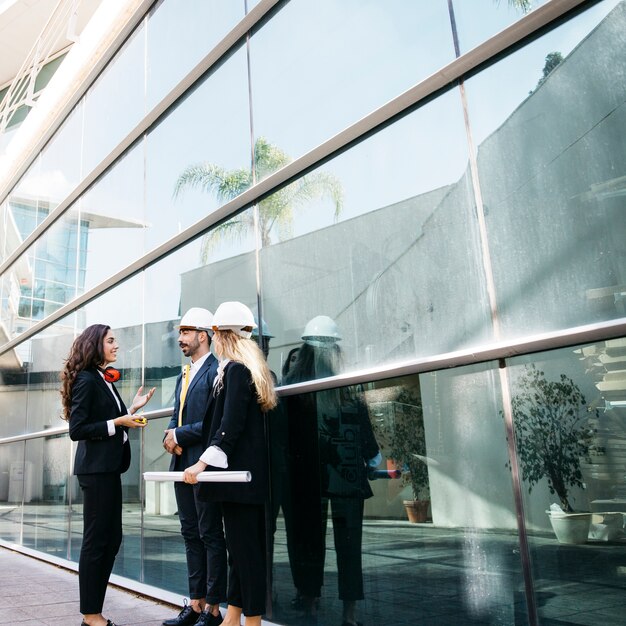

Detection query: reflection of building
(0, 192), (144, 368)
(577, 338), (626, 508)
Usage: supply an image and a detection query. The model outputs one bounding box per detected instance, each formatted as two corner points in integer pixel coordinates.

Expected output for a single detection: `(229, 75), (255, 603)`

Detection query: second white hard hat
(179, 307), (214, 332)
(212, 301), (257, 339)
(301, 315), (341, 346)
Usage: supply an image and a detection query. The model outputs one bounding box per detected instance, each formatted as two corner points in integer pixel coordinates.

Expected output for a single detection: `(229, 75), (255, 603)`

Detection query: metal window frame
(0, 0), (594, 362)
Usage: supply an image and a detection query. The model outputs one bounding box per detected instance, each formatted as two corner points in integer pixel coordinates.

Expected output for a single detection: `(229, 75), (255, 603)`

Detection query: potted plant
(508, 364), (597, 543)
(371, 389), (430, 522)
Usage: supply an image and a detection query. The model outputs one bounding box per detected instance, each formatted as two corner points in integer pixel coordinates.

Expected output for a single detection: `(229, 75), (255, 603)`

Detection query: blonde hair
(214, 330), (277, 412)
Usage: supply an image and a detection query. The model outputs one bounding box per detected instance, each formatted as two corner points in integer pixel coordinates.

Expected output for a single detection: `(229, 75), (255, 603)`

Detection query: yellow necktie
(177, 364), (191, 427)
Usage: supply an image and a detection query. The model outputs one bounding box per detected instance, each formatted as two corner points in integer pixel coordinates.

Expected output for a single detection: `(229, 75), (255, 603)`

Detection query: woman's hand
(130, 386), (156, 413)
(183, 460), (207, 484)
(114, 414), (148, 428)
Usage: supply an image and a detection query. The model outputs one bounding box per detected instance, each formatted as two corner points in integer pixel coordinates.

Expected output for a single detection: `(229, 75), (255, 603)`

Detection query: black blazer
(199, 361), (268, 504)
(167, 354), (219, 470)
(69, 368), (130, 475)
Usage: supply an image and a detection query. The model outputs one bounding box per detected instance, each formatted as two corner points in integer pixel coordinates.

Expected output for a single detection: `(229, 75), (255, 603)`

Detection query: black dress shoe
(193, 611), (223, 626)
(162, 604), (202, 626)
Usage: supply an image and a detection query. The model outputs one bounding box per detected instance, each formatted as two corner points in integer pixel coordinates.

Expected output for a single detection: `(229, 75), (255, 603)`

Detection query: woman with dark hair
(61, 324), (155, 626)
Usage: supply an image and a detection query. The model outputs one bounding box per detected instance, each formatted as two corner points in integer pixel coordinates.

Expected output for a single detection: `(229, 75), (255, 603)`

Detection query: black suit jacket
(167, 354), (219, 470)
(69, 368), (130, 475)
(199, 361), (269, 504)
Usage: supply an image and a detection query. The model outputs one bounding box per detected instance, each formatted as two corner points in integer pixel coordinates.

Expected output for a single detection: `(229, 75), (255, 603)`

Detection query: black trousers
(290, 495), (365, 601)
(222, 501), (266, 616)
(77, 473), (122, 615)
(175, 482), (227, 603)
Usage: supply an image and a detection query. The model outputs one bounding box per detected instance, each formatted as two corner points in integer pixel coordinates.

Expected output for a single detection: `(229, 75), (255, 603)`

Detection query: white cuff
(172, 429), (179, 444)
(199, 446), (228, 468)
(107, 419), (116, 436)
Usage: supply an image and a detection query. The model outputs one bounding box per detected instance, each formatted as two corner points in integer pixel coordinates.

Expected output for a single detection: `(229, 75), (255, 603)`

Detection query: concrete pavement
(0, 546), (181, 626)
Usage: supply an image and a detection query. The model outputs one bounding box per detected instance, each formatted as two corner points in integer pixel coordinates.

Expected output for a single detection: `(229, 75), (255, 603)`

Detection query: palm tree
(174, 137), (343, 261)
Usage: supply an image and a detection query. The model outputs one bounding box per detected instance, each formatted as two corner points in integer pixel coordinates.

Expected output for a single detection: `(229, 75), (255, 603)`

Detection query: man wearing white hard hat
(162, 308), (226, 626)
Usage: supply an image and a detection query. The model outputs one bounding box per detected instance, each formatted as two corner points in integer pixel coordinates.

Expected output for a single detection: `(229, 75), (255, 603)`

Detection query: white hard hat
(302, 315), (341, 347)
(178, 307), (214, 333)
(251, 316), (274, 338)
(212, 301), (257, 339)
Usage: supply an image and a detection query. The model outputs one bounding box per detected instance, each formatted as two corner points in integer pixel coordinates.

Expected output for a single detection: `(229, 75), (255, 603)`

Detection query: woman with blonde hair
(184, 302), (276, 626)
(61, 324), (155, 626)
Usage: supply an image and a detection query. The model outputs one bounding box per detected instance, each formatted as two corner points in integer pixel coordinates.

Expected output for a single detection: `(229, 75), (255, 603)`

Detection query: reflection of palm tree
(507, 0), (531, 11)
(174, 137), (343, 261)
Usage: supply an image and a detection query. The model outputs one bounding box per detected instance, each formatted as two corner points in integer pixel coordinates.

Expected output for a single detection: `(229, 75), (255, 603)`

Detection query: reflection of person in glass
(183, 302), (277, 626)
(60, 324), (155, 626)
(285, 316), (380, 626)
(162, 308), (226, 626)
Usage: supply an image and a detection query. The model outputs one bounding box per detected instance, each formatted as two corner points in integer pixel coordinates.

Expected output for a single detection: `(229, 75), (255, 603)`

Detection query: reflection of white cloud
(18, 169), (73, 202)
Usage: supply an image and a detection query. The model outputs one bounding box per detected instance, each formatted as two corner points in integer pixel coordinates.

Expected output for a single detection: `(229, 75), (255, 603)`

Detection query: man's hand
(163, 429), (180, 454)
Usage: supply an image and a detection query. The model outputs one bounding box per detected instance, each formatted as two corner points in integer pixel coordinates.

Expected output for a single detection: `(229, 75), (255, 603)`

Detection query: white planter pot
(548, 512), (592, 544)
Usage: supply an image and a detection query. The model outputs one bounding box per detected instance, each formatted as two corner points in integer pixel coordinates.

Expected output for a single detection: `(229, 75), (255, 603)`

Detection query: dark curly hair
(60, 324), (110, 421)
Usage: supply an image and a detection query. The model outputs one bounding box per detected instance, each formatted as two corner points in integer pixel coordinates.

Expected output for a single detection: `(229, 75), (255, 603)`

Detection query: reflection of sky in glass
(7, 0), (622, 333)
(464, 0), (622, 148)
(145, 0), (245, 110)
(249, 0), (455, 162)
(144, 45), (251, 252)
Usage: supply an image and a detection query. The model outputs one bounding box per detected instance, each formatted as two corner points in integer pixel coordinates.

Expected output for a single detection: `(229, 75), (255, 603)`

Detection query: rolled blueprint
(144, 470), (251, 483)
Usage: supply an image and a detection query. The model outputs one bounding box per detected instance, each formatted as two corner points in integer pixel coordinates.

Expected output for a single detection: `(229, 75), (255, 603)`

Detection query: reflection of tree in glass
(504, 0), (532, 12)
(174, 137), (343, 261)
(508, 364), (597, 513)
(371, 388), (429, 501)
(531, 51), (564, 93)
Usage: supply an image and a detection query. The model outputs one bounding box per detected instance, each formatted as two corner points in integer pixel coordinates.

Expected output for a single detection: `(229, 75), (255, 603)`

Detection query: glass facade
(1, 1), (625, 625)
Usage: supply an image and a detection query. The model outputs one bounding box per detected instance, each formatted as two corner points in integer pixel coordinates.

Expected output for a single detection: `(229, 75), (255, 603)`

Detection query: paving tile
(21, 601), (80, 619)
(0, 606), (34, 623)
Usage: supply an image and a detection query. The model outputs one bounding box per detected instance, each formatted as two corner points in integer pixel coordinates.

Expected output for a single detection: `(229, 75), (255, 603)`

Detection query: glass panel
(79, 146), (144, 293)
(0, 440), (25, 545)
(467, 1), (626, 337)
(21, 436), (71, 559)
(116, 425), (144, 580)
(0, 205), (82, 345)
(68, 473), (82, 563)
(270, 367), (527, 625)
(507, 339), (626, 623)
(450, 0), (549, 55)
(248, 0), (456, 178)
(144, 45), (251, 251)
(2, 157), (42, 261)
(145, 0), (245, 110)
(81, 21), (146, 175)
(142, 209), (258, 409)
(142, 414), (187, 594)
(1, 105), (82, 252)
(36, 103), (84, 215)
(257, 89), (486, 382)
(0, 343), (29, 438)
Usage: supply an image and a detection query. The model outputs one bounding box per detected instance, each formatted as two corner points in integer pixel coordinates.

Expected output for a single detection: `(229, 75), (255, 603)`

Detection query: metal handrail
(1, 314), (625, 447)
